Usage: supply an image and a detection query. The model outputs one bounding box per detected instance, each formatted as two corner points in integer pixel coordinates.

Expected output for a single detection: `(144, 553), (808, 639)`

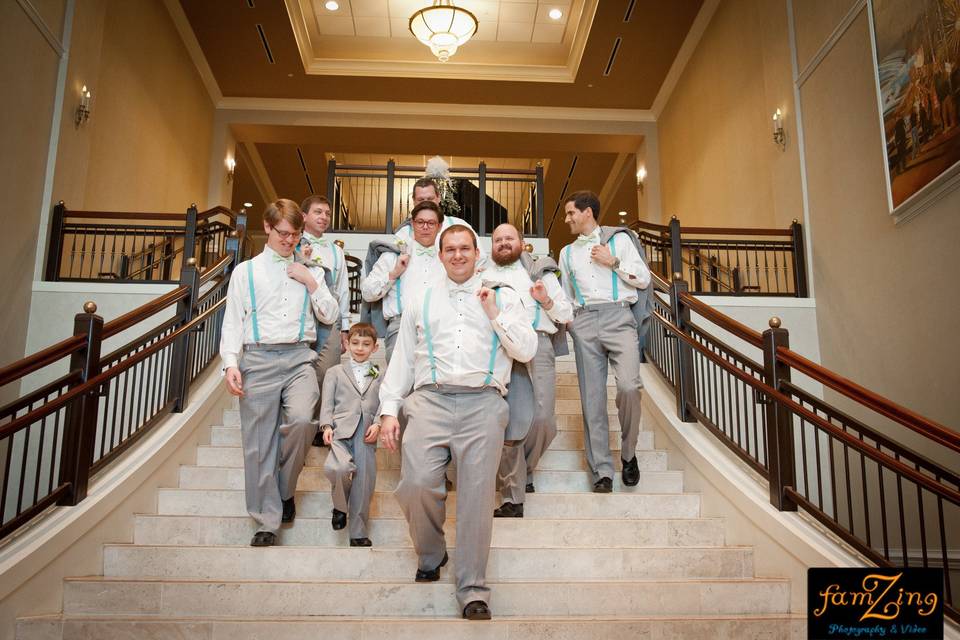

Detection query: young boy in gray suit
(318, 322), (382, 546)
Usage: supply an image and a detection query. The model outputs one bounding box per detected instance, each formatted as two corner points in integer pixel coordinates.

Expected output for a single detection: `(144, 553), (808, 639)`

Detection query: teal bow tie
(272, 253), (294, 264)
(575, 235), (598, 247)
(416, 246), (436, 257)
(498, 262), (521, 271)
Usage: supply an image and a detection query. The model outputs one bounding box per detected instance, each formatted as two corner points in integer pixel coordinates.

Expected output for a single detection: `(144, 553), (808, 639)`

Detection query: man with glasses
(361, 201), (445, 362)
(220, 199), (340, 546)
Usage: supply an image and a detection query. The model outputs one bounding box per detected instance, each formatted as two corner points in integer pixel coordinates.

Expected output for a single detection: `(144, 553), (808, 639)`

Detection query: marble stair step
(178, 465), (680, 493)
(156, 489), (701, 520)
(133, 515), (724, 548)
(16, 613), (808, 640)
(208, 426), (652, 451)
(101, 545), (754, 581)
(62, 577), (790, 618)
(195, 445), (669, 472)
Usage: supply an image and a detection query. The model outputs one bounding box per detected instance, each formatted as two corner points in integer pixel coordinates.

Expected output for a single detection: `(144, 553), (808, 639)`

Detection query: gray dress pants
(394, 387), (508, 608)
(570, 303), (642, 481)
(497, 332), (557, 504)
(324, 417), (378, 539)
(238, 344), (319, 534)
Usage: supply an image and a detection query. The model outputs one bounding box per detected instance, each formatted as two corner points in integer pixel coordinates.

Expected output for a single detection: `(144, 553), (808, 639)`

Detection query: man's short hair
(347, 322), (378, 341)
(264, 199), (304, 230)
(565, 190), (601, 219)
(411, 200), (445, 226)
(412, 177), (440, 196)
(300, 194), (331, 214)
(439, 224), (478, 251)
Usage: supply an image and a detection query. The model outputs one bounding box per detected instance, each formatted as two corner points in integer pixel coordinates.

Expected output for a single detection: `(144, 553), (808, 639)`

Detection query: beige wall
(658, 0), (803, 230)
(0, 1), (66, 385)
(51, 0), (214, 216)
(794, 4), (960, 454)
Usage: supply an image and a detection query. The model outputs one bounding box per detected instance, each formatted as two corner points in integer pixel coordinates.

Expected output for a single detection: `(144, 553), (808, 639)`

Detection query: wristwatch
(611, 257), (621, 270)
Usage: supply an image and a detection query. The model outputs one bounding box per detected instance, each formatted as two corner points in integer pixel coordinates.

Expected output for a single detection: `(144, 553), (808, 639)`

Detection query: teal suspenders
(422, 288), (437, 383)
(483, 288), (502, 386)
(564, 247), (586, 306)
(247, 259), (311, 344)
(609, 235), (619, 301)
(532, 301), (541, 330)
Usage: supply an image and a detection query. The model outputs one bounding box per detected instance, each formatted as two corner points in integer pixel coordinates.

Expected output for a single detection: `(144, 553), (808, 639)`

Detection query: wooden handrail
(334, 163), (537, 176)
(677, 290), (764, 347)
(60, 206), (235, 224)
(775, 346), (960, 455)
(199, 254), (233, 285)
(101, 286), (190, 340)
(0, 336), (85, 388)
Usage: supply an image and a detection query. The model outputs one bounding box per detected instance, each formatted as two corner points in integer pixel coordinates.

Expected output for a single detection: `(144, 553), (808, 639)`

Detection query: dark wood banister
(334, 164), (536, 176)
(677, 290), (764, 347)
(0, 335), (86, 388)
(100, 287), (190, 340)
(633, 218), (793, 237)
(58, 206), (235, 223)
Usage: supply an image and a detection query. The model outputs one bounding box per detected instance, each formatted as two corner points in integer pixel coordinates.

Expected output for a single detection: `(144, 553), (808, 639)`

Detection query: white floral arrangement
(424, 155), (462, 216)
(366, 364), (380, 379)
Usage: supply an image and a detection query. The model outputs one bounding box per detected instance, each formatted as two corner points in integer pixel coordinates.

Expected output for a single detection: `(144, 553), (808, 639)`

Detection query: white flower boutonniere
(366, 365), (380, 379)
(395, 239), (407, 255)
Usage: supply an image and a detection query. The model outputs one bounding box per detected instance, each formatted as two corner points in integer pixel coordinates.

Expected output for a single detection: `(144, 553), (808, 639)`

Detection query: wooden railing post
(182, 204), (198, 266)
(535, 162), (545, 238)
(762, 316), (798, 511)
(169, 257), (199, 412)
(58, 301), (104, 506)
(668, 216), (683, 279)
(790, 219), (809, 298)
(478, 161), (487, 236)
(670, 277), (697, 422)
(45, 201), (67, 281)
(385, 158), (396, 233)
(327, 157), (336, 203)
(692, 253), (703, 292)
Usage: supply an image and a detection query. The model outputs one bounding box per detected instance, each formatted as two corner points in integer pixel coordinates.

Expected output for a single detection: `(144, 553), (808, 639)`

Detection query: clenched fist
(477, 287), (500, 320)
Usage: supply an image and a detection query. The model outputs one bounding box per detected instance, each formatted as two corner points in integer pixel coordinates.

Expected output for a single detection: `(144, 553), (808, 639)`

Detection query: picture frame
(867, 0), (960, 225)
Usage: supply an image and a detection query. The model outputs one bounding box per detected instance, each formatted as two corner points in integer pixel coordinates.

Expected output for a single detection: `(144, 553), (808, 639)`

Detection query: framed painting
(869, 0), (960, 224)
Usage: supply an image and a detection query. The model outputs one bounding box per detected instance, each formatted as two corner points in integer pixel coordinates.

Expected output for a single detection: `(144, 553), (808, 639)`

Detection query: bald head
(491, 223), (523, 266)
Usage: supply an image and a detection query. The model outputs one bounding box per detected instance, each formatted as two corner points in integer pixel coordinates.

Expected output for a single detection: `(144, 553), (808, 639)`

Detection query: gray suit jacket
(318, 364), (383, 440)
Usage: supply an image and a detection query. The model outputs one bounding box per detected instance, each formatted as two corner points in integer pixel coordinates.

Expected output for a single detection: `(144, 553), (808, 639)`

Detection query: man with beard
(486, 223), (572, 517)
(378, 224), (537, 620)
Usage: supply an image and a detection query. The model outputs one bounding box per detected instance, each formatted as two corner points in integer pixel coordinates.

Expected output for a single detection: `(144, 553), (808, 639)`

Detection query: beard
(492, 244), (522, 267)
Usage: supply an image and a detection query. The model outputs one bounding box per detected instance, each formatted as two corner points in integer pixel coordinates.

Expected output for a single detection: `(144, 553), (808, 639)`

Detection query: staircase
(16, 352), (804, 638)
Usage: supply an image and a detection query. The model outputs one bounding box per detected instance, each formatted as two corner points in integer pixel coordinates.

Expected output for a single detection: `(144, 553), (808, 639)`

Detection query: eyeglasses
(270, 227), (301, 240)
(412, 219), (439, 229)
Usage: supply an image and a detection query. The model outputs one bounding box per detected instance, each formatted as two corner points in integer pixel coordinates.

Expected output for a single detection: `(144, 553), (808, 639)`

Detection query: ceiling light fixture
(325, 1), (339, 10)
(409, 1), (478, 62)
(549, 8), (563, 20)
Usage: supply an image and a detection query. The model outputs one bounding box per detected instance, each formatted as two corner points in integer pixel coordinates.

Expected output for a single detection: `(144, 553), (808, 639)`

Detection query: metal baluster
(875, 442), (886, 555)
(894, 454), (908, 565)
(763, 250), (771, 292)
(799, 417), (809, 498)
(915, 469), (927, 566)
(936, 490), (952, 603)
(16, 424), (32, 514)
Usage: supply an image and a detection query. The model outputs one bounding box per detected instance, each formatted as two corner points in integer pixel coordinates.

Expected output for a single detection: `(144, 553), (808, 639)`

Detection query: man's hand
(379, 416), (400, 451)
(530, 280), (552, 307)
(340, 331), (349, 354)
(364, 423), (381, 444)
(389, 254), (410, 280)
(286, 262), (318, 293)
(590, 244), (617, 268)
(225, 367), (244, 397)
(322, 427), (333, 446)
(477, 287), (500, 320)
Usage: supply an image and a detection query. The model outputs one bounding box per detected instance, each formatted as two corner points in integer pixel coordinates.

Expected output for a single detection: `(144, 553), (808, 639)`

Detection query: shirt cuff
(221, 354), (239, 370)
(379, 400), (401, 417)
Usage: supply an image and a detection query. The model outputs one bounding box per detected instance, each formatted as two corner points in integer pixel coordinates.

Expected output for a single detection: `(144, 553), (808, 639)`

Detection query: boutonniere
(395, 239), (407, 254)
(366, 365), (380, 379)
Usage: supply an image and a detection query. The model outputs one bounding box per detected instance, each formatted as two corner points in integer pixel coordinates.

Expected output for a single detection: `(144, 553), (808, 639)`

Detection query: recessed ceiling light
(243, 202), (253, 208)
(325, 1), (339, 10)
(548, 8), (563, 20)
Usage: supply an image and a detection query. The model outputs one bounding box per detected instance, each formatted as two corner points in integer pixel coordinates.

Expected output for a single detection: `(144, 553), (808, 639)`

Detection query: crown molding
(163, 0), (223, 104)
(651, 0), (720, 118)
(284, 0), (597, 84)
(16, 0), (64, 56)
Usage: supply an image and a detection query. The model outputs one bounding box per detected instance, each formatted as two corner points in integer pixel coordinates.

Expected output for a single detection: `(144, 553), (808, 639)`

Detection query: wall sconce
(226, 157), (236, 182)
(636, 166), (647, 195)
(772, 108), (785, 150)
(75, 85), (91, 127)
(618, 211), (628, 226)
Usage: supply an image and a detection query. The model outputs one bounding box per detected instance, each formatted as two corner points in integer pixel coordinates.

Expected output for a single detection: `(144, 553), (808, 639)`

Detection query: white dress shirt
(559, 228), (651, 307)
(360, 241), (444, 320)
(219, 246), (340, 370)
(485, 260), (573, 334)
(349, 357), (377, 394)
(301, 232), (351, 330)
(394, 215), (488, 268)
(378, 274), (538, 417)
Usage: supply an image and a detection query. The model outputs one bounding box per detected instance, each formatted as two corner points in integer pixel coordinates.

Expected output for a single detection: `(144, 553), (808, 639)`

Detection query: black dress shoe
(331, 508), (347, 530)
(493, 502), (524, 518)
(593, 477), (613, 493)
(525, 482), (535, 494)
(621, 456), (640, 487)
(281, 497), (296, 524)
(350, 537), (372, 547)
(250, 531), (277, 547)
(462, 600), (492, 620)
(414, 551), (448, 582)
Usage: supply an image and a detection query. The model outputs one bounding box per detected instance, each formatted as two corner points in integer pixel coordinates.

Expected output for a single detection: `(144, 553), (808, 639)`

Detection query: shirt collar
(491, 260), (521, 272)
(446, 274), (481, 295)
(575, 227), (601, 245)
(302, 231), (328, 245)
(262, 245), (294, 263)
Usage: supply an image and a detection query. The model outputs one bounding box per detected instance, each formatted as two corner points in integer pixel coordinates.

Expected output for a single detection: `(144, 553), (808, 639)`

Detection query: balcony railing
(326, 160), (545, 237)
(630, 217), (808, 297)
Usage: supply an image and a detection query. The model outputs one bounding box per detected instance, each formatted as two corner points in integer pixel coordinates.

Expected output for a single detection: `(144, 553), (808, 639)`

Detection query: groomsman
(361, 201), (445, 362)
(394, 177), (487, 268)
(486, 224), (572, 517)
(379, 225), (537, 620)
(220, 199), (340, 546)
(558, 191), (651, 493)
